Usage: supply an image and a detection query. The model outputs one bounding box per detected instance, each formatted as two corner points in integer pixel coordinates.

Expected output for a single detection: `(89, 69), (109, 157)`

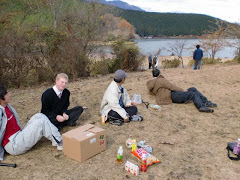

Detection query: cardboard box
(62, 124), (106, 162)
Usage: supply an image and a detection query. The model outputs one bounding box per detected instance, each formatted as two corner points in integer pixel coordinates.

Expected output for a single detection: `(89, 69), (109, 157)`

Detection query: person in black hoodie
(41, 73), (83, 130)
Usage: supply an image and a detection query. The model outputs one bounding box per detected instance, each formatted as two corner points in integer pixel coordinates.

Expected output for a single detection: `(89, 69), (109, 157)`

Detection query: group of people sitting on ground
(0, 68), (217, 160)
(0, 73), (83, 161)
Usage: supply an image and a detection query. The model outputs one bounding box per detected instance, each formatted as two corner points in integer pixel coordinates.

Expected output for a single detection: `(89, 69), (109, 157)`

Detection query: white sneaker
(57, 145), (63, 151)
(52, 141), (63, 151)
(131, 115), (143, 121)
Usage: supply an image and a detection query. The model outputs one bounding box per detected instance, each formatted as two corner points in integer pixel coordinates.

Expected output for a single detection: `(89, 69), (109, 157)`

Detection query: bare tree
(200, 20), (227, 59)
(169, 39), (188, 68)
(46, 0), (64, 30)
(226, 23), (240, 57)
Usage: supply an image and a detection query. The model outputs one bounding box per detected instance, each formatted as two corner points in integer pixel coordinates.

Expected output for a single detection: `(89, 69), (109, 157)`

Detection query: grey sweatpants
(4, 113), (62, 155)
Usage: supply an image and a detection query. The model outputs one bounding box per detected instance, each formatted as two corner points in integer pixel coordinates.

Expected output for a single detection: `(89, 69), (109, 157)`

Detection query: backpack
(226, 142), (240, 161)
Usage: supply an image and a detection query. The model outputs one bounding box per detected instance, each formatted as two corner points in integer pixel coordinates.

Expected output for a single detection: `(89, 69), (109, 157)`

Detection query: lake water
(134, 38), (237, 59)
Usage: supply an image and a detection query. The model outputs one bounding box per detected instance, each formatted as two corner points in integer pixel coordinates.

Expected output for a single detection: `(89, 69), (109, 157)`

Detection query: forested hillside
(115, 10), (220, 36)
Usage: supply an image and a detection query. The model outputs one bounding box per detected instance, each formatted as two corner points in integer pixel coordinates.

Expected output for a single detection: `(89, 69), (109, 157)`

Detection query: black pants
(171, 87), (208, 109)
(149, 62), (152, 69)
(108, 106), (138, 121)
(55, 106), (83, 129)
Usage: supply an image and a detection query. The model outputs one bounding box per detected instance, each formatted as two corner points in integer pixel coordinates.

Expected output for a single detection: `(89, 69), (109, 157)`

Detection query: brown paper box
(62, 124), (106, 162)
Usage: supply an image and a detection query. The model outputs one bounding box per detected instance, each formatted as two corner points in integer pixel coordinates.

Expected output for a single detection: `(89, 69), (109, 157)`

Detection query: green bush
(236, 55), (240, 63)
(110, 40), (144, 72)
(188, 57), (221, 67)
(162, 58), (180, 69)
(90, 58), (112, 75)
(202, 57), (221, 64)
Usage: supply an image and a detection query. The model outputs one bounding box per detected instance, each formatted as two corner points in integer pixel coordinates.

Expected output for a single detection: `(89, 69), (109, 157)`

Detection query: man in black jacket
(41, 73), (83, 130)
(193, 45), (203, 70)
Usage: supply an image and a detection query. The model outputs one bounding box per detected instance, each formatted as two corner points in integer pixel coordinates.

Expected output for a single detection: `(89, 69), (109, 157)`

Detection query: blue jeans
(171, 87), (208, 109)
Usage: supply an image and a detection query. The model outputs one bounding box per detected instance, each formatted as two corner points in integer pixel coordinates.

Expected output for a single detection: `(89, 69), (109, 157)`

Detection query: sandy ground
(1, 62), (240, 180)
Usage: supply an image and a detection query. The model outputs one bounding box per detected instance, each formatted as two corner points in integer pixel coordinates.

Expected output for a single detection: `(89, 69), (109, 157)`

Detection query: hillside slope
(1, 63), (240, 179)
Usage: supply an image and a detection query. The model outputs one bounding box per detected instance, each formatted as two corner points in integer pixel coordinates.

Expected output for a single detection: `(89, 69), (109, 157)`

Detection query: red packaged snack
(131, 148), (160, 167)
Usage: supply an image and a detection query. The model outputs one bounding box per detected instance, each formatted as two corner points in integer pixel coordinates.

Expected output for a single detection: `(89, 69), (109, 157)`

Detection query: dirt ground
(1, 62), (240, 180)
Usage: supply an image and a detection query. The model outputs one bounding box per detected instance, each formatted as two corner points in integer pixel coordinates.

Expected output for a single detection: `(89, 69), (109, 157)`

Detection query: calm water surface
(134, 38), (237, 59)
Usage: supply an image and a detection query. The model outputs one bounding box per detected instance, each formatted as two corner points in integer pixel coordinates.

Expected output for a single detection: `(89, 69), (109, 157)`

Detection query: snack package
(137, 140), (153, 153)
(126, 138), (133, 148)
(131, 148), (160, 167)
(125, 161), (139, 176)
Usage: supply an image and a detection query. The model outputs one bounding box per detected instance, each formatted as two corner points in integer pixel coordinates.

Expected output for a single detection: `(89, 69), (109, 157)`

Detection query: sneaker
(205, 101), (217, 107)
(109, 119), (123, 126)
(131, 115), (143, 121)
(52, 140), (63, 151)
(199, 106), (214, 113)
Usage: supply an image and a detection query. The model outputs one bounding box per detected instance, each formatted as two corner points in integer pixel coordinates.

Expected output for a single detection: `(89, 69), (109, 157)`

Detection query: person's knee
(30, 113), (48, 124)
(131, 105), (138, 112)
(187, 92), (195, 100)
(188, 87), (197, 92)
(76, 106), (83, 113)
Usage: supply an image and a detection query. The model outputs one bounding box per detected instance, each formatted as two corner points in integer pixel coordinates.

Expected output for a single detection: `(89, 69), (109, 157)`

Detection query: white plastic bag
(131, 94), (142, 105)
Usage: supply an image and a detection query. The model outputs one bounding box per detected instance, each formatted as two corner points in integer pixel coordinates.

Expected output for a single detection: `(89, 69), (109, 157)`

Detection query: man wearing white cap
(100, 69), (142, 125)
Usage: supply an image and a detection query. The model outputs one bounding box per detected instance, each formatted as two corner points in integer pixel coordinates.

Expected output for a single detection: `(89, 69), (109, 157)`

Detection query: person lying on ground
(146, 69), (217, 113)
(41, 73), (83, 130)
(100, 69), (143, 124)
(0, 85), (63, 161)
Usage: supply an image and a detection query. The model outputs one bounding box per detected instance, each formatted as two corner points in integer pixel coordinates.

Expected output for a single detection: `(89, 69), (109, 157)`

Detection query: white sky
(107, 0), (240, 23)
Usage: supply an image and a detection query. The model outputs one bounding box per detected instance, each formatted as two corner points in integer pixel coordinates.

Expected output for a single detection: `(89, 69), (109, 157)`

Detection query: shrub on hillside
(0, 31), (44, 87)
(90, 58), (112, 75)
(0, 29), (91, 87)
(236, 55), (240, 63)
(110, 40), (144, 72)
(162, 58), (180, 69)
(188, 57), (221, 67)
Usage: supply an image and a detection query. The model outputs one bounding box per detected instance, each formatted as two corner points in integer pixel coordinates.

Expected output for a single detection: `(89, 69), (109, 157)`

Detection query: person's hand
(56, 115), (65, 122)
(126, 104), (132, 107)
(131, 102), (138, 106)
(124, 116), (129, 123)
(63, 113), (69, 120)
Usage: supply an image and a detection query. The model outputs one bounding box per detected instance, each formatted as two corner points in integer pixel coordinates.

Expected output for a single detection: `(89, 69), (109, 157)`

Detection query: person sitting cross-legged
(0, 85), (63, 161)
(41, 73), (83, 130)
(100, 69), (143, 125)
(146, 69), (217, 113)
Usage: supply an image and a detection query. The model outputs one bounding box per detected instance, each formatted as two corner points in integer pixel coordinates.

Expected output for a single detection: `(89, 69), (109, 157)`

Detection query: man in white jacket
(100, 70), (142, 124)
(0, 85), (62, 161)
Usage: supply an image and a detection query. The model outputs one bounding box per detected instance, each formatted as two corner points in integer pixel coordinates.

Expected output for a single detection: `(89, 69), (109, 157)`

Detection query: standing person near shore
(0, 85), (63, 161)
(193, 45), (203, 70)
(41, 73), (83, 130)
(148, 54), (153, 69)
(152, 49), (161, 69)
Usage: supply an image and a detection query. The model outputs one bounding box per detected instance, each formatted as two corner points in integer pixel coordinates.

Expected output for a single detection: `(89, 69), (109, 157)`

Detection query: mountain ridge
(85, 0), (145, 11)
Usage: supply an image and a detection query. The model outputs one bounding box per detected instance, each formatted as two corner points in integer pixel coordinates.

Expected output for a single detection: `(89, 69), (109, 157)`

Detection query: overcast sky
(107, 0), (240, 23)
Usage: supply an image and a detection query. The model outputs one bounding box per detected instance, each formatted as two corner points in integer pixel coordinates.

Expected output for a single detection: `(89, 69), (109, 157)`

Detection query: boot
(199, 106), (214, 113)
(205, 101), (217, 107)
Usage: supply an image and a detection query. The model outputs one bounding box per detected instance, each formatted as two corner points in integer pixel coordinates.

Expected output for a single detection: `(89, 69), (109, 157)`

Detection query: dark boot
(199, 106), (214, 113)
(205, 101), (217, 107)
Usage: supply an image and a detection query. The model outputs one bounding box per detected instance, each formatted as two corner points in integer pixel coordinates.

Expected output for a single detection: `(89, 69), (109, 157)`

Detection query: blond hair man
(41, 73), (83, 130)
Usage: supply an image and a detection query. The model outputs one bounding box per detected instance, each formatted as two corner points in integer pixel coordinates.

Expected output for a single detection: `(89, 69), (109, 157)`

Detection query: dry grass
(1, 63), (240, 180)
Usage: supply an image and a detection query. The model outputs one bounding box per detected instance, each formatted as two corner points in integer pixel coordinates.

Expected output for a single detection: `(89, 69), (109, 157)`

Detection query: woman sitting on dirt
(100, 69), (143, 125)
(146, 69), (217, 113)
(0, 85), (63, 161)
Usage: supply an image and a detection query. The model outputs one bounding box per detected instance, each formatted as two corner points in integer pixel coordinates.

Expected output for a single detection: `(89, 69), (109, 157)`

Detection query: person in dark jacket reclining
(146, 69), (217, 113)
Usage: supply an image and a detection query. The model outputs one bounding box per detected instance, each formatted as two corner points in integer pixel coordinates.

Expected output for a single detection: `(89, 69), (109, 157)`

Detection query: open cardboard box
(62, 124), (106, 162)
